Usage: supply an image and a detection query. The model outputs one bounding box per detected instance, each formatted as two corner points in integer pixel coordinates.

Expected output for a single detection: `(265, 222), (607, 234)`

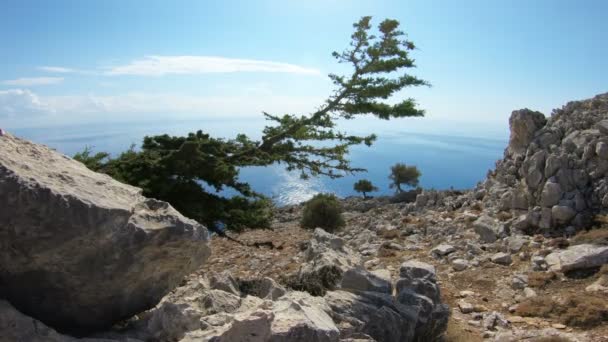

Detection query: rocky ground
(203, 196), (608, 341)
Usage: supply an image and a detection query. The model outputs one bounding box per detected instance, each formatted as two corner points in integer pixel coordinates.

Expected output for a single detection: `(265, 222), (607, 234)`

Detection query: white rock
(491, 252), (512, 265)
(545, 244), (608, 272)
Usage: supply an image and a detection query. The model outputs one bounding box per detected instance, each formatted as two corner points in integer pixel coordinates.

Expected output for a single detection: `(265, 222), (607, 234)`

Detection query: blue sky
(1, 0), (607, 135)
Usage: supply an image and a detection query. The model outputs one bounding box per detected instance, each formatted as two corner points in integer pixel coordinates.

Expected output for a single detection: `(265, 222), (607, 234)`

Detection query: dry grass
(572, 226), (608, 246)
(443, 320), (482, 342)
(515, 294), (608, 328)
(527, 271), (557, 288)
(496, 211), (513, 221)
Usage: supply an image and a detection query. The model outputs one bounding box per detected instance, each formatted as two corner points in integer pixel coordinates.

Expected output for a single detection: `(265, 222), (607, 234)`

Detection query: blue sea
(9, 117), (508, 206)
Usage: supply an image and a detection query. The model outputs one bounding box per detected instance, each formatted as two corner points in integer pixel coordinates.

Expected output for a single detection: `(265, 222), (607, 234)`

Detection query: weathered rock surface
(545, 244), (608, 272)
(0, 134), (211, 333)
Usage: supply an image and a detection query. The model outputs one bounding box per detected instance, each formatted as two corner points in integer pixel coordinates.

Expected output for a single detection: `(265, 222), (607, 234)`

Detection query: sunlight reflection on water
(270, 168), (328, 205)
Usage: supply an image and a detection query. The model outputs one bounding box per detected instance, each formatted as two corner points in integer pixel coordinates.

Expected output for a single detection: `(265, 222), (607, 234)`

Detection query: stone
(325, 290), (417, 342)
(473, 215), (506, 243)
(511, 274), (528, 290)
(585, 275), (608, 293)
(507, 109), (547, 156)
(458, 301), (474, 314)
(491, 252), (512, 265)
(551, 205), (577, 224)
(452, 259), (468, 272)
(239, 277), (287, 301)
(0, 134), (210, 333)
(596, 141), (608, 159)
(145, 302), (204, 341)
(545, 244), (608, 272)
(540, 181), (563, 207)
(523, 287), (537, 298)
(431, 244), (456, 257)
(270, 291), (340, 342)
(210, 271), (241, 296)
(399, 260), (437, 282)
(298, 228), (362, 292)
(340, 267), (392, 294)
(597, 120), (608, 135)
(508, 236), (528, 253)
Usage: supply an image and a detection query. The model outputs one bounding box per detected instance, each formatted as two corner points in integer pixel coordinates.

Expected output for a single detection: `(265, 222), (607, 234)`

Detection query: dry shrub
(572, 227), (608, 246)
(527, 271), (557, 288)
(515, 294), (608, 328)
(561, 295), (608, 328)
(496, 211), (512, 221)
(515, 296), (558, 318)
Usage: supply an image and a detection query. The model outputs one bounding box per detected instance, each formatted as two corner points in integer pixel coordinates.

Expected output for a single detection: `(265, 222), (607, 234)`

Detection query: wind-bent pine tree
(75, 16), (429, 230)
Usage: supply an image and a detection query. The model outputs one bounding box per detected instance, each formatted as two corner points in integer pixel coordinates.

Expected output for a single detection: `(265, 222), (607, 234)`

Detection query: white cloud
(0, 89), (51, 117)
(0, 88), (324, 123)
(105, 56), (321, 76)
(38, 66), (77, 73)
(2, 77), (64, 86)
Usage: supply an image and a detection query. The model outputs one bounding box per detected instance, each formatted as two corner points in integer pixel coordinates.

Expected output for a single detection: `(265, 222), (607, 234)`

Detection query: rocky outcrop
(0, 134), (211, 333)
(481, 93), (608, 234)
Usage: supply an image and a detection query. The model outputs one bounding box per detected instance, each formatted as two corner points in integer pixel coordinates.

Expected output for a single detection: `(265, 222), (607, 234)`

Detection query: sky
(1, 0), (607, 135)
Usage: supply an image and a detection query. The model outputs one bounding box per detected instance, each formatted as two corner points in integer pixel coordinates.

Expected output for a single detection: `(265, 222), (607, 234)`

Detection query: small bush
(300, 193), (345, 232)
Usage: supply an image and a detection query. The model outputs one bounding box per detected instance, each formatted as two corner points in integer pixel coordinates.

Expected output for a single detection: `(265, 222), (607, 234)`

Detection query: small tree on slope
(389, 163), (421, 193)
(353, 179), (378, 198)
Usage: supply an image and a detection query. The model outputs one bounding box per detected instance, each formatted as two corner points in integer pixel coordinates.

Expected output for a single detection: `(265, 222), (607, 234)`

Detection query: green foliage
(389, 163), (421, 192)
(353, 179), (378, 198)
(73, 146), (111, 171)
(300, 193), (345, 232)
(74, 17), (426, 231)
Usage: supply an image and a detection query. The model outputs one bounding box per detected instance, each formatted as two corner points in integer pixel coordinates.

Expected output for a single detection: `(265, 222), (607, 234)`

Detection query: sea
(9, 117), (508, 206)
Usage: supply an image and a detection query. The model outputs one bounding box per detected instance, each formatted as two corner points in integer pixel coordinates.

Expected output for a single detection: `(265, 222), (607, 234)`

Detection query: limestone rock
(270, 291), (340, 342)
(540, 181), (563, 207)
(473, 215), (507, 243)
(430, 244), (456, 257)
(545, 244), (608, 272)
(507, 109), (547, 156)
(340, 267), (392, 294)
(298, 228), (362, 291)
(452, 259), (468, 271)
(491, 252), (512, 265)
(551, 205), (577, 224)
(325, 290), (417, 342)
(0, 134), (210, 333)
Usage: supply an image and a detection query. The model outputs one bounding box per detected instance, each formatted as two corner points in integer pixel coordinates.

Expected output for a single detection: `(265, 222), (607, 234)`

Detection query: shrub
(353, 179), (378, 198)
(389, 163), (421, 192)
(300, 193), (345, 232)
